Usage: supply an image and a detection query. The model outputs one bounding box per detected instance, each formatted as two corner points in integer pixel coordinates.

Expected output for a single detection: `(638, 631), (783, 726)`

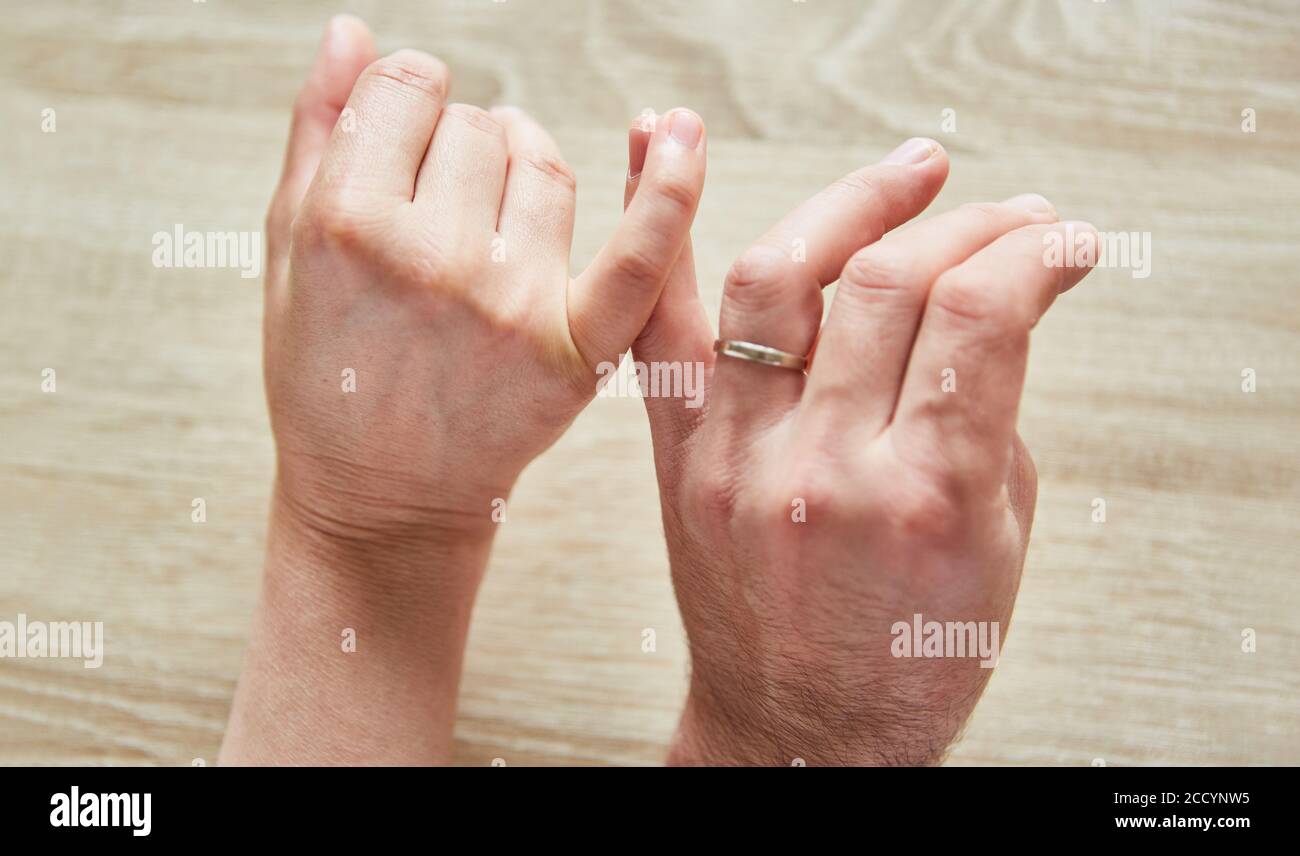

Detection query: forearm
(219, 485), (494, 765)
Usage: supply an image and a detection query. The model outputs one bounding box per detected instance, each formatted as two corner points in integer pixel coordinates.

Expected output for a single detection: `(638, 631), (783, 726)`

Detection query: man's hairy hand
(626, 129), (1098, 765)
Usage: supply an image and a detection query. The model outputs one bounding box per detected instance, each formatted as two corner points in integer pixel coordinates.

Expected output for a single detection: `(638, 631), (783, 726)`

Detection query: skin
(223, 15), (1098, 766)
(220, 16), (706, 764)
(625, 125), (1098, 765)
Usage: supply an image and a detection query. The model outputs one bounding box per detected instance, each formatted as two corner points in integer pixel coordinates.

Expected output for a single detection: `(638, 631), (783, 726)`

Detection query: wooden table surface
(2, 0), (1297, 766)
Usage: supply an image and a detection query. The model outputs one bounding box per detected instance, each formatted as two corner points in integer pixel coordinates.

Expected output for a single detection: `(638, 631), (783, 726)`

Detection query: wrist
(219, 479), (500, 765)
(271, 446), (514, 550)
(270, 470), (501, 578)
(668, 681), (831, 767)
(668, 671), (950, 767)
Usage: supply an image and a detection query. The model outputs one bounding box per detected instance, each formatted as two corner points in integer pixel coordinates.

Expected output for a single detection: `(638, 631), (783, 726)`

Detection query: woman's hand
(266, 30), (705, 546)
(221, 16), (706, 764)
(628, 129), (1097, 765)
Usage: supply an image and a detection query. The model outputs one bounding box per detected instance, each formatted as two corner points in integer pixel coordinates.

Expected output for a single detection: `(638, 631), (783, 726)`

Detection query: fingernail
(882, 137), (938, 165)
(667, 109), (703, 148)
(323, 15), (350, 45)
(1003, 193), (1057, 216)
(316, 15), (353, 65)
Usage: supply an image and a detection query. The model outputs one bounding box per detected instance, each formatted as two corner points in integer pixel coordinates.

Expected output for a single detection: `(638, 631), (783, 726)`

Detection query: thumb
(569, 108), (707, 370)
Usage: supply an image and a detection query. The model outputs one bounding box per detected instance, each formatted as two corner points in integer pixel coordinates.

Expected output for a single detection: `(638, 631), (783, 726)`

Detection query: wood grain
(1, 0), (1297, 766)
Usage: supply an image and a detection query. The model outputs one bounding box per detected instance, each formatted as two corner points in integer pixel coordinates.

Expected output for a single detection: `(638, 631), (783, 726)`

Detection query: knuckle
(882, 479), (964, 542)
(443, 103), (506, 140)
(609, 243), (663, 288)
(292, 190), (372, 252)
(724, 244), (819, 318)
(839, 245), (916, 298)
(519, 152), (577, 191)
(725, 244), (789, 292)
(365, 51), (449, 101)
(959, 201), (1007, 223)
(683, 467), (739, 526)
(830, 169), (882, 203)
(931, 271), (1026, 331)
(773, 466), (841, 524)
(827, 170), (889, 236)
(645, 173), (700, 217)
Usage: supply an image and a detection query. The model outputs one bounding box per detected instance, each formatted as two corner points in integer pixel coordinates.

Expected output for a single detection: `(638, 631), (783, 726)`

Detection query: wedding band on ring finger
(713, 339), (808, 372)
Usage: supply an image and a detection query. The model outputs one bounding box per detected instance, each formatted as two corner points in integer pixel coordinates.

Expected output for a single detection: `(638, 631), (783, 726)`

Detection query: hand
(265, 30), (706, 541)
(221, 16), (706, 764)
(628, 131), (1098, 765)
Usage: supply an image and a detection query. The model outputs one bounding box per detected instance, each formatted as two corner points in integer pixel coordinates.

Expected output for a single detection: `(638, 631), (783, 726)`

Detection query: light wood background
(1, 0), (1297, 766)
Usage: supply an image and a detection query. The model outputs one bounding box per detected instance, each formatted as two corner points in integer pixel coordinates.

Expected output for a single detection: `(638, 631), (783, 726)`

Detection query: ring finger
(711, 138), (948, 436)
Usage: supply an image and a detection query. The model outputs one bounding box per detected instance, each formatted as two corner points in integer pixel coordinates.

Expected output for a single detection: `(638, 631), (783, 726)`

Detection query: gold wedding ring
(713, 339), (808, 372)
